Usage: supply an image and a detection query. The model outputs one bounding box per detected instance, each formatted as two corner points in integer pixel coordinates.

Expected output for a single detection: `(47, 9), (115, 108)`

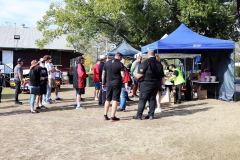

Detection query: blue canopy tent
(195, 56), (201, 63)
(141, 24), (235, 102)
(107, 41), (140, 57)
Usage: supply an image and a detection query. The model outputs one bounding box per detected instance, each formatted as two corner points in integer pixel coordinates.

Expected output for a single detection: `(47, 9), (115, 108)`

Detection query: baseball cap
(99, 55), (106, 60)
(17, 58), (25, 62)
(39, 58), (45, 62)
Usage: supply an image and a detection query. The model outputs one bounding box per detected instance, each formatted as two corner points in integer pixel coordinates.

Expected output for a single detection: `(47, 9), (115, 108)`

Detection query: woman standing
(29, 60), (41, 113)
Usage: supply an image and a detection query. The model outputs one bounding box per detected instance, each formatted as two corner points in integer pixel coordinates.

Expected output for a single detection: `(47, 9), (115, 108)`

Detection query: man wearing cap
(73, 56), (88, 109)
(98, 54), (107, 106)
(35, 58), (49, 109)
(45, 55), (62, 101)
(14, 58), (24, 105)
(93, 59), (101, 100)
(0, 69), (5, 103)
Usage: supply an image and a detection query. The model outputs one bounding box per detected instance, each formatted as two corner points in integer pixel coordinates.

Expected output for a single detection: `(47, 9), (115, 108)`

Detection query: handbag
(30, 87), (40, 95)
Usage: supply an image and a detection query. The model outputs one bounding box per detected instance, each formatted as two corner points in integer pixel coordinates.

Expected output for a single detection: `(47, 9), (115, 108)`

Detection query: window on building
(51, 51), (61, 65)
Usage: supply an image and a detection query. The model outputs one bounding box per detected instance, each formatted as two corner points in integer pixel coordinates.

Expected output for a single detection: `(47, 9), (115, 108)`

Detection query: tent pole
(193, 58), (194, 72)
(184, 58), (186, 85)
(234, 49), (236, 102)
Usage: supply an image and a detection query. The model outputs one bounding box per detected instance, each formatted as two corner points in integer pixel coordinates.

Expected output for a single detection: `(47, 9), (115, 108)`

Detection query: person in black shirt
(102, 52), (125, 122)
(98, 55), (107, 106)
(133, 50), (165, 120)
(36, 58), (48, 109)
(29, 60), (41, 113)
(0, 69), (5, 103)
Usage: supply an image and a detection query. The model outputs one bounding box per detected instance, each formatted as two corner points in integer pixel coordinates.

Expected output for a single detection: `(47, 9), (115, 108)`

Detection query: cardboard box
(197, 89), (207, 99)
(187, 73), (198, 80)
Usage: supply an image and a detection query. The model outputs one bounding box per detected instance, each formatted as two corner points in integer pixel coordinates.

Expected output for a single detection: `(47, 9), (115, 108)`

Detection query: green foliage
(235, 67), (240, 77)
(84, 53), (94, 72)
(36, 0), (239, 50)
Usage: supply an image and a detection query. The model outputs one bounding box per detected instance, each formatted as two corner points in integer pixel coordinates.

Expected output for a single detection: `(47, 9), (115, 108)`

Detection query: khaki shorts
(49, 78), (58, 88)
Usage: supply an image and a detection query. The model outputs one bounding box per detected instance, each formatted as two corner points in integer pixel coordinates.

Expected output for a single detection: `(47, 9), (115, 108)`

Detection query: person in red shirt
(117, 58), (131, 112)
(93, 59), (101, 100)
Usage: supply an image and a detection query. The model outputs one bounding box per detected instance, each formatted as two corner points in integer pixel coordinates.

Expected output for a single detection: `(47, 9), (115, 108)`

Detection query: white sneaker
(155, 108), (162, 113)
(76, 104), (86, 109)
(94, 98), (98, 101)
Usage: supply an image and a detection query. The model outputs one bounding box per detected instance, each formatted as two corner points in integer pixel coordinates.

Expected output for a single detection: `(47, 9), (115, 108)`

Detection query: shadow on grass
(120, 102), (212, 121)
(0, 104), (76, 116)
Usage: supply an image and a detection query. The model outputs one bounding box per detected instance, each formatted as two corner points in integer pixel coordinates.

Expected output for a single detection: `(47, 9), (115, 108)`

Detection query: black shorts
(106, 85), (121, 101)
(76, 88), (85, 95)
(39, 84), (47, 95)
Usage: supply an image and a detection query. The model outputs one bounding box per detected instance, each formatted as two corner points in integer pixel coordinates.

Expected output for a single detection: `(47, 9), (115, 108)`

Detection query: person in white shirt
(44, 55), (62, 101)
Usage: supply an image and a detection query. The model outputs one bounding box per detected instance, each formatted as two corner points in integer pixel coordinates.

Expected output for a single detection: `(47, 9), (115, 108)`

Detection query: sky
(0, 0), (63, 27)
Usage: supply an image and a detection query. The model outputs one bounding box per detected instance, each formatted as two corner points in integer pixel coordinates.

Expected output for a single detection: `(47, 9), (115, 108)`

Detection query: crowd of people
(0, 50), (185, 120)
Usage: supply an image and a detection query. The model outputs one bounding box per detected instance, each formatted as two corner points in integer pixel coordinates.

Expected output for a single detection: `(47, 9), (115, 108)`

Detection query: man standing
(93, 59), (100, 100)
(0, 69), (5, 103)
(167, 64), (185, 104)
(45, 55), (62, 101)
(36, 58), (49, 109)
(133, 50), (165, 120)
(102, 52), (125, 122)
(14, 58), (24, 105)
(73, 56), (88, 109)
(98, 54), (107, 106)
(130, 56), (142, 98)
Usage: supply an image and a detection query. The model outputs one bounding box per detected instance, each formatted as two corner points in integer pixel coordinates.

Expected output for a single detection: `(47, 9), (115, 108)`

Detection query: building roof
(0, 26), (75, 51)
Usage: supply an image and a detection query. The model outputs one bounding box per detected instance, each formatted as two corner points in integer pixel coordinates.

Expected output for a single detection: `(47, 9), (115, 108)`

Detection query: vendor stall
(141, 24), (235, 102)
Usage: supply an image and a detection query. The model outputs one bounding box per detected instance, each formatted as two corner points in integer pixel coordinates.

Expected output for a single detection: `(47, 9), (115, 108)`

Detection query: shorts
(106, 85), (121, 101)
(134, 79), (138, 85)
(76, 88), (85, 95)
(49, 78), (57, 88)
(39, 84), (47, 95)
(94, 81), (100, 90)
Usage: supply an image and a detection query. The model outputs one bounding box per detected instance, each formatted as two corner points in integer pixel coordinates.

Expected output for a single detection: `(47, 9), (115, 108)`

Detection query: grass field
(0, 86), (240, 159)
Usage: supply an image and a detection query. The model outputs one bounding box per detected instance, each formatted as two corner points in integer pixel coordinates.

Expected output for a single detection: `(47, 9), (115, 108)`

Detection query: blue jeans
(120, 88), (127, 109)
(29, 86), (38, 107)
(43, 84), (51, 102)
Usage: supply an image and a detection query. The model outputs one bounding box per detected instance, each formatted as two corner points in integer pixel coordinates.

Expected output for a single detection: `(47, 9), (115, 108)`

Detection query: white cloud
(0, 0), (63, 27)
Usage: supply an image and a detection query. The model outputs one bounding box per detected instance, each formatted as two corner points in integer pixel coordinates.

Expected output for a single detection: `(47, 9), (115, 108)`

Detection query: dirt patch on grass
(0, 86), (240, 159)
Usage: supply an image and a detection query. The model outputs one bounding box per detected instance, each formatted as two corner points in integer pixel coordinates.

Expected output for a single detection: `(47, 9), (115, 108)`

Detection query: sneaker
(126, 99), (133, 102)
(155, 108), (162, 113)
(104, 115), (110, 120)
(43, 101), (52, 104)
(94, 98), (98, 101)
(116, 108), (125, 112)
(133, 116), (142, 120)
(56, 97), (62, 101)
(36, 106), (41, 110)
(110, 116), (120, 122)
(30, 110), (40, 113)
(41, 105), (48, 109)
(49, 98), (52, 101)
(145, 115), (153, 120)
(15, 101), (22, 105)
(76, 104), (86, 109)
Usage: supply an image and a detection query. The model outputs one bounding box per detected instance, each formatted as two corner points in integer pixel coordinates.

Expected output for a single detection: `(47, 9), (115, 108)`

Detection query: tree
(84, 53), (94, 72)
(36, 0), (239, 50)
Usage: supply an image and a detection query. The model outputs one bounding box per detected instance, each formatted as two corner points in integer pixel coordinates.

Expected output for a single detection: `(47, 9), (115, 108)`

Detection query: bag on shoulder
(30, 87), (40, 95)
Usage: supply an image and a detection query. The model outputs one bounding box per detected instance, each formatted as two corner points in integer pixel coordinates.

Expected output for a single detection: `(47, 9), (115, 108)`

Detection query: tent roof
(108, 41), (140, 57)
(141, 24), (235, 53)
